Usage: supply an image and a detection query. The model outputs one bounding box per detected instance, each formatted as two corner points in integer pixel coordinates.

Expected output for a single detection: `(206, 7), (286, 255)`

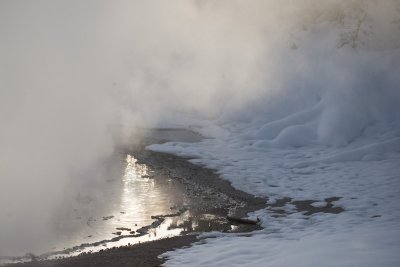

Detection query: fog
(1, 0), (399, 255)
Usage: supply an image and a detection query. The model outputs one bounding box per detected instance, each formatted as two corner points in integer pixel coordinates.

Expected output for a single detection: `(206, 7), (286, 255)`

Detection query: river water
(1, 129), (239, 264)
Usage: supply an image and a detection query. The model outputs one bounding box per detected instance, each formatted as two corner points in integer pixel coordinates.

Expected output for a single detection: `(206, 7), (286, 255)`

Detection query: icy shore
(148, 116), (399, 266)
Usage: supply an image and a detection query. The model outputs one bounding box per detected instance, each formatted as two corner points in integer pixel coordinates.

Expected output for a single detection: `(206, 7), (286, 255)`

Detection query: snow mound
(324, 138), (400, 163)
(270, 123), (316, 147)
(289, 137), (400, 168)
(256, 104), (321, 140)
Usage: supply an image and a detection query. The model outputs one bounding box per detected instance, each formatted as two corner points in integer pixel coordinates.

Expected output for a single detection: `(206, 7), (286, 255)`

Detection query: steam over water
(1, 154), (187, 258)
(1, 0), (399, 257)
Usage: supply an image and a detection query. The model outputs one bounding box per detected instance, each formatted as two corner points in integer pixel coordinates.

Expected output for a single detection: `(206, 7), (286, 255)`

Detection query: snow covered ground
(141, 2), (400, 265)
(145, 42), (400, 264)
(148, 116), (400, 266)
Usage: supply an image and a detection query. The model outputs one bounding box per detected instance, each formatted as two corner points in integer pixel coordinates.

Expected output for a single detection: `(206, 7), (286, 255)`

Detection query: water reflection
(1, 153), (236, 264)
(42, 153), (199, 258)
(81, 153), (187, 239)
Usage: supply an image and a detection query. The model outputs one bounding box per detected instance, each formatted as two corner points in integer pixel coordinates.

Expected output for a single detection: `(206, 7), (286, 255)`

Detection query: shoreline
(7, 130), (267, 267)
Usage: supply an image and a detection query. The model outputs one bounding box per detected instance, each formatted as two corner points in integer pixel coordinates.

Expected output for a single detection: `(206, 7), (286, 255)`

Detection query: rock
(116, 227), (131, 231)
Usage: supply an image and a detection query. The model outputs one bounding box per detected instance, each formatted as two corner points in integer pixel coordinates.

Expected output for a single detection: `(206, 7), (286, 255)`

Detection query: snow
(149, 119), (400, 266)
(144, 2), (400, 266)
(147, 96), (400, 266)
(146, 65), (400, 266)
(163, 228), (400, 267)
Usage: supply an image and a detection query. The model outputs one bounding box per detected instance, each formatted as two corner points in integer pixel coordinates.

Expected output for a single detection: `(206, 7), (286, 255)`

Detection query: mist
(1, 0), (399, 255)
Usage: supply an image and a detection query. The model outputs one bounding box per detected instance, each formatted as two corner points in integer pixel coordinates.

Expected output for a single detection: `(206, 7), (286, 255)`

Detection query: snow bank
(256, 103), (321, 141)
(153, 123), (400, 266)
(146, 1), (400, 266)
(164, 227), (400, 267)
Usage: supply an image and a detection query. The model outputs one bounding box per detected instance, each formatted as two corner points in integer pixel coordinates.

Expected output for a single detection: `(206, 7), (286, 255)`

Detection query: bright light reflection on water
(5, 154), (188, 262)
(0, 152), (235, 265)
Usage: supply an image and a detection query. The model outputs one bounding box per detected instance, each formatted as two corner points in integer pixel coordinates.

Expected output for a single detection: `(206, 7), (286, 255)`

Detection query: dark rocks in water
(292, 197), (344, 216)
(116, 227), (131, 231)
(136, 228), (147, 235)
(102, 216), (114, 221)
(227, 216), (260, 225)
(151, 207), (187, 220)
(112, 231), (122, 236)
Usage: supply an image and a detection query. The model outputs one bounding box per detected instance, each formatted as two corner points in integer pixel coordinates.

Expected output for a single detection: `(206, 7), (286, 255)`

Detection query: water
(47, 154), (189, 255)
(0, 154), (185, 263)
(1, 129), (239, 264)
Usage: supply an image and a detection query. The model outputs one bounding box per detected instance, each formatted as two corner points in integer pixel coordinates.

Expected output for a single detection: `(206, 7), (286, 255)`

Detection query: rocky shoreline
(6, 130), (267, 267)
(5, 129), (345, 267)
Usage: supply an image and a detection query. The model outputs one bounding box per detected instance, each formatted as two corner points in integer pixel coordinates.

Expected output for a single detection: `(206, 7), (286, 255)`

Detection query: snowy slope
(148, 118), (400, 266)
(144, 2), (400, 265)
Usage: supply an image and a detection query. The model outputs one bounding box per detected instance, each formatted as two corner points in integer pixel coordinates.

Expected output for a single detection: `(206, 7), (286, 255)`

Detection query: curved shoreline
(7, 131), (267, 267)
